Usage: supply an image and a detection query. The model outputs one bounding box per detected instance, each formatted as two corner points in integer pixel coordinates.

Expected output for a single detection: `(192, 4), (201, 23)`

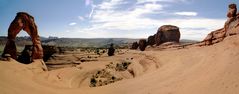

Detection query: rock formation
(2, 12), (43, 61)
(147, 35), (155, 46)
(227, 3), (237, 18)
(42, 45), (58, 62)
(108, 43), (115, 56)
(133, 25), (180, 51)
(138, 39), (147, 51)
(202, 3), (239, 46)
(202, 28), (225, 45)
(131, 42), (139, 49)
(17, 45), (32, 64)
(155, 25), (180, 46)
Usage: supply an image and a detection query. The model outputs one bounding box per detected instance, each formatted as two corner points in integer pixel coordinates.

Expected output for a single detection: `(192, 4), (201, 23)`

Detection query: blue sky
(0, 0), (238, 40)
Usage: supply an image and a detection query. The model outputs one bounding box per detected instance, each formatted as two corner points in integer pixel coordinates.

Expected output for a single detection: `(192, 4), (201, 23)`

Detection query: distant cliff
(0, 36), (138, 48)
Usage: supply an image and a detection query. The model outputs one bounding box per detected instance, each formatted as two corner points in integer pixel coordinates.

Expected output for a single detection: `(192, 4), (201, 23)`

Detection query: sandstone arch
(2, 12), (43, 61)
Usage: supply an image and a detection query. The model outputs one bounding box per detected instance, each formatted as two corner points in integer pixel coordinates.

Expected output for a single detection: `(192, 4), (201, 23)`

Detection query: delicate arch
(2, 12), (43, 60)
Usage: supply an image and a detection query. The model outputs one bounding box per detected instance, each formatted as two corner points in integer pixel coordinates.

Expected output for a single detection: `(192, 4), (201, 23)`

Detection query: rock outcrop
(17, 45), (32, 64)
(108, 43), (115, 56)
(147, 35), (155, 46)
(139, 39), (147, 51)
(131, 42), (139, 49)
(42, 45), (58, 62)
(2, 12), (43, 60)
(202, 3), (239, 46)
(227, 3), (237, 18)
(155, 25), (180, 46)
(133, 25), (180, 51)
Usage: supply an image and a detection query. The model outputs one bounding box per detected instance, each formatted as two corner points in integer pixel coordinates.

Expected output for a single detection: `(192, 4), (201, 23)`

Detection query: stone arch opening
(2, 12), (43, 63)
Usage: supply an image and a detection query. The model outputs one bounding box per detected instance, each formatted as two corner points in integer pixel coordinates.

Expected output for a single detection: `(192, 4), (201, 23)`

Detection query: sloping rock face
(202, 3), (239, 46)
(2, 12), (43, 60)
(131, 42), (139, 49)
(203, 28), (225, 45)
(155, 25), (180, 46)
(139, 39), (147, 51)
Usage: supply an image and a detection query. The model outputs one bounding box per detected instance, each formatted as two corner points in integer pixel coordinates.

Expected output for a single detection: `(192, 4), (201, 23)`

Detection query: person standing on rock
(108, 43), (115, 56)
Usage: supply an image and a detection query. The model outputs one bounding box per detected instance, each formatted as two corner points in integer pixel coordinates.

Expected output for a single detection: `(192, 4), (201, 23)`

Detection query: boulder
(17, 45), (32, 64)
(131, 42), (139, 49)
(139, 39), (147, 51)
(108, 43), (115, 56)
(17, 45), (58, 63)
(227, 3), (237, 18)
(42, 45), (58, 62)
(147, 35), (155, 46)
(155, 25), (180, 46)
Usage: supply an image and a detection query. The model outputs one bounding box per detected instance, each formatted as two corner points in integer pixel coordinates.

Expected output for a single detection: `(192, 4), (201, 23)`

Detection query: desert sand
(1, 34), (239, 94)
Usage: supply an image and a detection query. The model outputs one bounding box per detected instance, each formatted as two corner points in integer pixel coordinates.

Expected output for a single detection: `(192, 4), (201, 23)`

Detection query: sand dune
(1, 35), (239, 94)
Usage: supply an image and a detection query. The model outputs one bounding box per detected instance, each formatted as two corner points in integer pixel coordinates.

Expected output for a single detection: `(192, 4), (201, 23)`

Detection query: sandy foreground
(1, 35), (239, 94)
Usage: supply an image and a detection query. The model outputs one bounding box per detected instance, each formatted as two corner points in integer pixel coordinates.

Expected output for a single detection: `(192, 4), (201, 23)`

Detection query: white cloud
(69, 22), (77, 26)
(144, 3), (164, 11)
(174, 11), (198, 16)
(137, 0), (188, 4)
(85, 0), (91, 6)
(78, 16), (85, 21)
(66, 30), (70, 32)
(89, 5), (96, 18)
(97, 0), (126, 10)
(65, 0), (225, 40)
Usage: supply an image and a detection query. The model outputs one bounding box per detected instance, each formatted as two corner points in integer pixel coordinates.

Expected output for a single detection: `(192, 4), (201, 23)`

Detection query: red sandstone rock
(147, 35), (155, 46)
(131, 42), (139, 49)
(227, 3), (237, 18)
(225, 18), (239, 36)
(2, 12), (43, 60)
(203, 28), (225, 45)
(202, 3), (239, 46)
(155, 25), (180, 46)
(139, 39), (147, 51)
